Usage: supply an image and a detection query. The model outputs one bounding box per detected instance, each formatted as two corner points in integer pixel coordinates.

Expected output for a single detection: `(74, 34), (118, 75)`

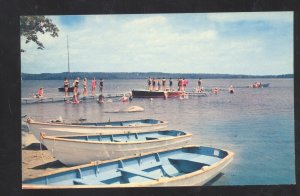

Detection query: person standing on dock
(157, 78), (161, 90)
(64, 78), (69, 97)
(99, 78), (104, 93)
(83, 78), (87, 96)
(183, 78), (188, 91)
(91, 77), (97, 96)
(152, 78), (156, 91)
(178, 78), (182, 91)
(147, 77), (152, 90)
(197, 78), (202, 92)
(169, 78), (173, 91)
(73, 77), (80, 97)
(162, 77), (166, 91)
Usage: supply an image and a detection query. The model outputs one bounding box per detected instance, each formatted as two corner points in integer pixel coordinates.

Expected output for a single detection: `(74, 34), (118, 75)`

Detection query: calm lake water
(21, 78), (295, 185)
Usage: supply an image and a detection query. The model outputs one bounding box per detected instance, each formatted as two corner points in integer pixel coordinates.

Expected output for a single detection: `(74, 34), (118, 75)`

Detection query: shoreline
(22, 129), (66, 181)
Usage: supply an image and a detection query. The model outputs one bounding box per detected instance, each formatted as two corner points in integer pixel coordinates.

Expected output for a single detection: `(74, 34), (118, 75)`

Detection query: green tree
(20, 16), (59, 52)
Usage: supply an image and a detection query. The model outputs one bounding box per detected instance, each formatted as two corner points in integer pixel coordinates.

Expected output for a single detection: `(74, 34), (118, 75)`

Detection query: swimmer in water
(229, 85), (235, 94)
(98, 94), (104, 104)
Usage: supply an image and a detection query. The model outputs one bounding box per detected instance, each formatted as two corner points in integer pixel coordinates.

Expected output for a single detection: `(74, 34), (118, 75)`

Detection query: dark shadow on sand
(31, 160), (66, 170)
(22, 143), (47, 150)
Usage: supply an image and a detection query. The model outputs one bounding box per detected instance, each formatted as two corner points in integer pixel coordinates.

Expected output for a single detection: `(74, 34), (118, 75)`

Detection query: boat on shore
(22, 145), (234, 188)
(40, 130), (192, 165)
(26, 118), (168, 142)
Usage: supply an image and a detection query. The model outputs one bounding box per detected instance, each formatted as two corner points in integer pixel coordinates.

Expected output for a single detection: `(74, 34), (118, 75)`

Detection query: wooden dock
(21, 91), (208, 104)
(21, 93), (129, 104)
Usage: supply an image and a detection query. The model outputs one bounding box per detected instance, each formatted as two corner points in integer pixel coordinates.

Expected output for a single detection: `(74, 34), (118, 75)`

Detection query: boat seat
(118, 167), (159, 180)
(160, 164), (179, 177)
(73, 178), (105, 185)
(189, 155), (221, 165)
(138, 161), (162, 170)
(168, 155), (217, 166)
(145, 136), (159, 140)
(113, 139), (122, 142)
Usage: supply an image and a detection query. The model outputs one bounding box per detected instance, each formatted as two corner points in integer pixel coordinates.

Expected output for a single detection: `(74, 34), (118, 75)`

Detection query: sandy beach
(21, 124), (66, 181)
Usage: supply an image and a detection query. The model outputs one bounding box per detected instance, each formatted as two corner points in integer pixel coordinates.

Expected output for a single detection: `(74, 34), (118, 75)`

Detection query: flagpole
(67, 35), (70, 73)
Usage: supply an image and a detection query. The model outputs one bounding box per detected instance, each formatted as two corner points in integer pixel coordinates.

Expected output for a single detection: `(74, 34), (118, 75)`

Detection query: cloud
(21, 13), (293, 75)
(207, 11), (293, 23)
(125, 15), (168, 27)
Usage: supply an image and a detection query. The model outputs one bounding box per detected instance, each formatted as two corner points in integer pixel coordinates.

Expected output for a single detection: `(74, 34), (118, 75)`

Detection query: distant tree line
(21, 72), (294, 80)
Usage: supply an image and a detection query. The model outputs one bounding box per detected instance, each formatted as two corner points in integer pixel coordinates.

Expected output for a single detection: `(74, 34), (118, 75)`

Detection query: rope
(39, 141), (46, 162)
(51, 137), (56, 158)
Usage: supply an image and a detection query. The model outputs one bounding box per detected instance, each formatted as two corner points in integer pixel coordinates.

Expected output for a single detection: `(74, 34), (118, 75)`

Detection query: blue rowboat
(26, 118), (168, 143)
(22, 145), (234, 188)
(40, 130), (192, 166)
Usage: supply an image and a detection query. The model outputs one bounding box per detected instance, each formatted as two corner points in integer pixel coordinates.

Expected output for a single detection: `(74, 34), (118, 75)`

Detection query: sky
(21, 12), (293, 75)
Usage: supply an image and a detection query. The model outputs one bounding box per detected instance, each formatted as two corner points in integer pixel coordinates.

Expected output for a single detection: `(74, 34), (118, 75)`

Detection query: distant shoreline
(21, 72), (293, 80)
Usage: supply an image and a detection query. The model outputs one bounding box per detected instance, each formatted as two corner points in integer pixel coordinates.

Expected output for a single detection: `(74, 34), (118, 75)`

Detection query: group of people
(63, 77), (104, 104)
(146, 77), (206, 93)
(147, 77), (193, 92)
(177, 78), (189, 91)
(147, 77), (170, 91)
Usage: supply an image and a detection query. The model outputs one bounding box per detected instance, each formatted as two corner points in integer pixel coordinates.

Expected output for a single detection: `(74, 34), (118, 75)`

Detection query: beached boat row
(23, 145), (233, 188)
(23, 118), (234, 188)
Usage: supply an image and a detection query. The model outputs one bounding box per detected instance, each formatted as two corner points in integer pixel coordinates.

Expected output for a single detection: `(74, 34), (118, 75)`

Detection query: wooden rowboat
(26, 118), (168, 143)
(40, 130), (192, 165)
(22, 145), (234, 188)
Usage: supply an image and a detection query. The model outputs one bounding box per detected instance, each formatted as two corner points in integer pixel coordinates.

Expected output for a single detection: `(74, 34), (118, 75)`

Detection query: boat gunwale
(27, 118), (168, 129)
(22, 145), (234, 189)
(41, 131), (192, 145)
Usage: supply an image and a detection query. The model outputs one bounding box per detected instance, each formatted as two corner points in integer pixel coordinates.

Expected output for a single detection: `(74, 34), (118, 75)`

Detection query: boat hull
(58, 87), (74, 92)
(132, 90), (182, 98)
(42, 133), (192, 165)
(27, 119), (168, 143)
(22, 145), (234, 188)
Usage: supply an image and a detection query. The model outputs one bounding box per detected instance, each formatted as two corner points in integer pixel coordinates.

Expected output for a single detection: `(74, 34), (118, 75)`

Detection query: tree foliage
(20, 16), (59, 52)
